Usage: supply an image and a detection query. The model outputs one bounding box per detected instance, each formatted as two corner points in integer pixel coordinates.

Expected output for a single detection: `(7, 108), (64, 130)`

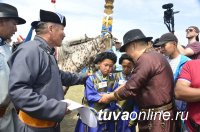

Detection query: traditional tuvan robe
(114, 50), (177, 132)
(8, 36), (87, 132)
(75, 70), (121, 132)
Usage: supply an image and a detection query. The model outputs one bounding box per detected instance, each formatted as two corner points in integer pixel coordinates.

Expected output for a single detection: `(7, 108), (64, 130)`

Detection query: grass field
(60, 85), (139, 132)
(60, 85), (85, 132)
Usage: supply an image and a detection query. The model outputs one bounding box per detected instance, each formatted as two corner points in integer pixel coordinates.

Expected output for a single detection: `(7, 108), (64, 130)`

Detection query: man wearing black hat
(99, 29), (177, 131)
(0, 3), (26, 132)
(177, 26), (200, 60)
(112, 38), (123, 72)
(7, 9), (87, 132)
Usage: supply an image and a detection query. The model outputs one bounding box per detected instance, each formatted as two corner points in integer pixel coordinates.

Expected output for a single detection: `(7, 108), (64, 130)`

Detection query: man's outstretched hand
(99, 92), (115, 104)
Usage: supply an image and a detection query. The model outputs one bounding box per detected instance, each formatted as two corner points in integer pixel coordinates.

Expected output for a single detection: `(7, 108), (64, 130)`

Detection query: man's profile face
(115, 42), (122, 50)
(186, 28), (198, 39)
(50, 24), (65, 47)
(125, 43), (134, 56)
(160, 41), (176, 57)
(0, 18), (17, 40)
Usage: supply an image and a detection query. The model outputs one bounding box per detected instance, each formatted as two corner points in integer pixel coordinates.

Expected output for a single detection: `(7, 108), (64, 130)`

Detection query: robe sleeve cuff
(114, 91), (123, 101)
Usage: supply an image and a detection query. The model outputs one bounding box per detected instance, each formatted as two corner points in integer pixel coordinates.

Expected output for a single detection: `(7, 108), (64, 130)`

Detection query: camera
(162, 3), (174, 23)
(162, 3), (179, 33)
(162, 3), (173, 9)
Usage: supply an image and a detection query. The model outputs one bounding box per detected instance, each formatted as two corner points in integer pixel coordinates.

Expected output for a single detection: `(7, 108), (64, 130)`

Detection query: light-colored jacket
(174, 54), (191, 81)
(111, 46), (122, 71)
(0, 43), (14, 132)
(0, 44), (12, 106)
(173, 54), (190, 111)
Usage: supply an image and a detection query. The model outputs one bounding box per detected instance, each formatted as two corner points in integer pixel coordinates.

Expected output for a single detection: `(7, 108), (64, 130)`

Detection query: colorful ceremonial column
(101, 0), (114, 50)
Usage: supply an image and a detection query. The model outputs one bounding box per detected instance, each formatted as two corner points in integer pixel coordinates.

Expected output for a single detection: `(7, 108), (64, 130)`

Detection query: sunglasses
(186, 28), (195, 32)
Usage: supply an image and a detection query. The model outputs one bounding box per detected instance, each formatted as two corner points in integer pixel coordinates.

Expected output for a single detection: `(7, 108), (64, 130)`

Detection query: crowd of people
(1, 2), (200, 132)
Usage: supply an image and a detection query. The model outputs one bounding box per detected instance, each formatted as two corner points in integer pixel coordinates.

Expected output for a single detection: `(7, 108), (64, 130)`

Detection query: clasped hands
(98, 92), (115, 104)
(98, 84), (125, 103)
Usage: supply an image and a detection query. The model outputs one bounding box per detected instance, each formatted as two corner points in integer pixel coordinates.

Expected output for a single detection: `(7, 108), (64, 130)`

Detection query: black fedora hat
(120, 29), (153, 52)
(0, 3), (26, 25)
(31, 9), (66, 28)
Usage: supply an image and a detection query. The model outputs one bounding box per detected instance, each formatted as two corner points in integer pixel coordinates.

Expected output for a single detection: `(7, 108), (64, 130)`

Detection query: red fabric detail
(51, 0), (56, 4)
(179, 60), (200, 130)
(186, 42), (200, 59)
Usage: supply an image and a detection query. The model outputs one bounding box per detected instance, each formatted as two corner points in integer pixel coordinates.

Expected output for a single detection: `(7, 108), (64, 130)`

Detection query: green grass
(60, 85), (139, 132)
(60, 85), (84, 132)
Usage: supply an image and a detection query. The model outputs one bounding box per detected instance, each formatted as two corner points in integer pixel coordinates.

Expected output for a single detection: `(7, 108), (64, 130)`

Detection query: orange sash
(18, 111), (56, 128)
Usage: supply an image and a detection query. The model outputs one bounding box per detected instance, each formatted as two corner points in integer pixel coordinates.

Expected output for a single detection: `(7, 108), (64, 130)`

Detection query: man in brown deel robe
(99, 29), (177, 132)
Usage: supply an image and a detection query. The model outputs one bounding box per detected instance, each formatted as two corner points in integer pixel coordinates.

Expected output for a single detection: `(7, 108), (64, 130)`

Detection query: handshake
(98, 84), (125, 104)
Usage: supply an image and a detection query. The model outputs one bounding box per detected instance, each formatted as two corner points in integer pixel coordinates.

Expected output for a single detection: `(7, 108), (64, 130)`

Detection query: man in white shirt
(155, 32), (191, 131)
(112, 39), (123, 72)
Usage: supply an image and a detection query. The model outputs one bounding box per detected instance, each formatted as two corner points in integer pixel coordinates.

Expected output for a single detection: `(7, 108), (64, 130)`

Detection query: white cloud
(2, 0), (200, 45)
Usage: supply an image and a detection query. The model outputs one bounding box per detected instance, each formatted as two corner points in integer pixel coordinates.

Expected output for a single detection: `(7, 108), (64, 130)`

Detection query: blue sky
(1, 0), (200, 46)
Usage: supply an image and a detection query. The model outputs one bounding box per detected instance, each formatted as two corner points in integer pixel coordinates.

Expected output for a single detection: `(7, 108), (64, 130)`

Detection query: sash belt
(140, 102), (173, 112)
(19, 110), (57, 128)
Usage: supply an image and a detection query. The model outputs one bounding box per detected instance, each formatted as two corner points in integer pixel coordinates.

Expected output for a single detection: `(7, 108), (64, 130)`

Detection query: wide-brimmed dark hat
(120, 29), (153, 52)
(31, 9), (66, 28)
(155, 32), (178, 46)
(0, 3), (26, 25)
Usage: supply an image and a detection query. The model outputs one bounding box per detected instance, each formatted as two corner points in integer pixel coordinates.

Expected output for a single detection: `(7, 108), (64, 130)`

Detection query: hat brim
(154, 41), (169, 46)
(12, 17), (26, 25)
(31, 21), (40, 28)
(120, 37), (153, 52)
(2, 16), (26, 25)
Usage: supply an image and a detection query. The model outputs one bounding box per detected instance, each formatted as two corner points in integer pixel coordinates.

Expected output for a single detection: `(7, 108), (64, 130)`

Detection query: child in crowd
(75, 52), (121, 132)
(115, 54), (138, 132)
